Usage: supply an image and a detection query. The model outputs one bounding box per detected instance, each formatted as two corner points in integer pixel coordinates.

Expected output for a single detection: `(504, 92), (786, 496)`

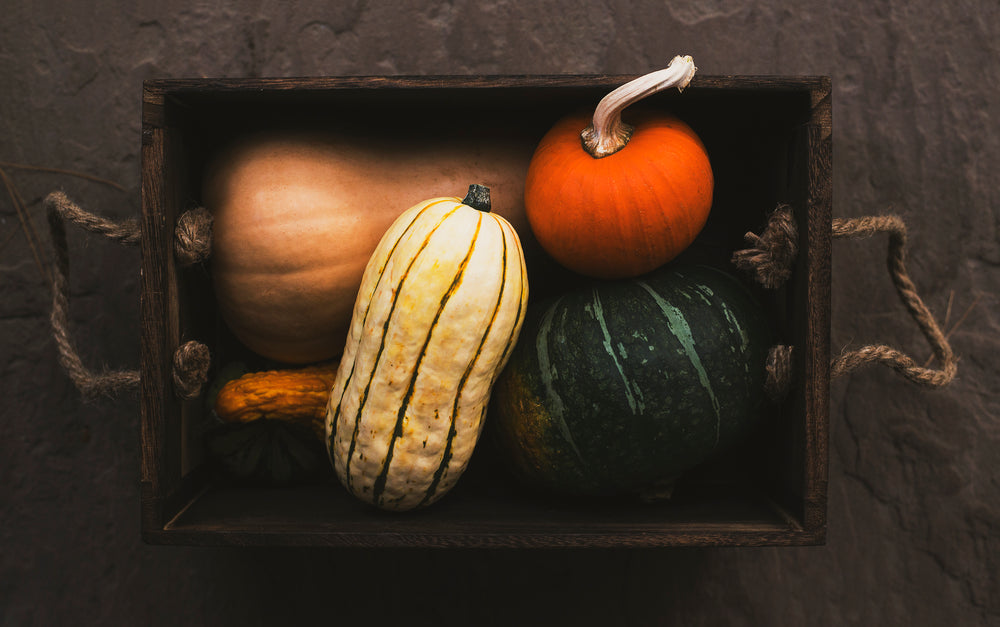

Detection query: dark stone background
(2, 1), (996, 625)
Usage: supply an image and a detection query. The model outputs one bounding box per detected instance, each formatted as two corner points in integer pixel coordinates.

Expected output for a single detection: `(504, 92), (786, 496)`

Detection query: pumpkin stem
(462, 184), (492, 213)
(581, 55), (697, 159)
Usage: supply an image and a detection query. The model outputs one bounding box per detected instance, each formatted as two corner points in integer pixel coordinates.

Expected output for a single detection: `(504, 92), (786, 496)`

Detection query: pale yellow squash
(326, 186), (528, 511)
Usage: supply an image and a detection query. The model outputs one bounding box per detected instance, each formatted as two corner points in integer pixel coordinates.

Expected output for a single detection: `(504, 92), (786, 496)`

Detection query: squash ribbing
(327, 189), (528, 511)
(490, 264), (771, 497)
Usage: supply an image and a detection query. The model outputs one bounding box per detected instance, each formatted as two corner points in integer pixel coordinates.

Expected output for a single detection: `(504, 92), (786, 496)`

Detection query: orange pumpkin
(524, 55), (713, 279)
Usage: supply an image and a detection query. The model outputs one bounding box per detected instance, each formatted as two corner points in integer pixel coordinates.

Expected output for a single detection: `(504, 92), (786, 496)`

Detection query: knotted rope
(764, 344), (794, 403)
(732, 205), (957, 392)
(731, 203), (798, 290)
(45, 191), (214, 400)
(173, 207), (213, 266)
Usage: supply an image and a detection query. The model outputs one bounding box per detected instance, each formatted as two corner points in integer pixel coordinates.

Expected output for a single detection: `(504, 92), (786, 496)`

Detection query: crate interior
(145, 77), (826, 546)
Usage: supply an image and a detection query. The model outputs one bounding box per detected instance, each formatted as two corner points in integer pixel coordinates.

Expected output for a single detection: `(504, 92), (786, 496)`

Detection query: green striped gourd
(490, 264), (771, 497)
(326, 185), (528, 511)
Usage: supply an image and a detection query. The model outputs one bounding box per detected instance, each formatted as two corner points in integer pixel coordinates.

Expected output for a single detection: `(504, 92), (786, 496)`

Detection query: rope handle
(733, 205), (958, 390)
(45, 191), (214, 400)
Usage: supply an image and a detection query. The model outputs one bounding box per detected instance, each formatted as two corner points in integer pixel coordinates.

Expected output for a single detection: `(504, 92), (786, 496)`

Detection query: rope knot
(731, 204), (798, 290)
(174, 207), (213, 267)
(764, 344), (794, 403)
(173, 341), (212, 400)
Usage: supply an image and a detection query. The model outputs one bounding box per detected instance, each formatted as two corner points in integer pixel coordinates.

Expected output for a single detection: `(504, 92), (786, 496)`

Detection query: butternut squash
(202, 127), (535, 364)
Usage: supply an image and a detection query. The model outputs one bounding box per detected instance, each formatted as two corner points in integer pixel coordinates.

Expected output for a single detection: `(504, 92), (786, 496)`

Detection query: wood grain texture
(139, 87), (169, 531)
(803, 79), (833, 532)
(140, 83), (188, 534)
(149, 481), (821, 548)
(141, 74), (830, 92)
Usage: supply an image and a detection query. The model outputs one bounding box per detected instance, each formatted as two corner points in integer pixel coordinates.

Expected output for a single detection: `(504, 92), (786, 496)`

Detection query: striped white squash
(326, 185), (528, 511)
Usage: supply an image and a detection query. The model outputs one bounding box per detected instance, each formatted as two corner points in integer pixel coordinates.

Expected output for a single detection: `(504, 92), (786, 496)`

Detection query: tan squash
(202, 127), (535, 364)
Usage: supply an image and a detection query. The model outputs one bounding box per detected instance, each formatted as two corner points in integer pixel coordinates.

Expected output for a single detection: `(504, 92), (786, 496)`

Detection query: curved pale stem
(581, 55), (698, 158)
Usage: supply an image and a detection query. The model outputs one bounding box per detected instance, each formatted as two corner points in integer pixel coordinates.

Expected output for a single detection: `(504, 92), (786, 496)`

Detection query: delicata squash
(326, 185), (528, 511)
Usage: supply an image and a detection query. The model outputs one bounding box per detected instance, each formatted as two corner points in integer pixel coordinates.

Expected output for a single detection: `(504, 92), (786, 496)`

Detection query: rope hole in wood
(44, 191), (214, 400)
(732, 204), (958, 390)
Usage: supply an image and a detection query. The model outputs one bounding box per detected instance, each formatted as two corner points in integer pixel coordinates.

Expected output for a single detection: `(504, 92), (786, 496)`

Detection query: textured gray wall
(2, 1), (997, 625)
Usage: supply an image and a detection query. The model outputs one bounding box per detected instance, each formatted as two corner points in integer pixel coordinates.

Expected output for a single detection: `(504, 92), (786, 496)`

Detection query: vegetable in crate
(202, 129), (532, 364)
(214, 362), (339, 441)
(489, 264), (771, 497)
(327, 185), (528, 511)
(524, 55), (713, 279)
(206, 420), (331, 486)
(206, 362), (338, 485)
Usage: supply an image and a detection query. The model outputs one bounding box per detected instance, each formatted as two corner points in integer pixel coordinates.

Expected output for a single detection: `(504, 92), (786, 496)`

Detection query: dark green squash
(203, 360), (332, 486)
(205, 419), (331, 486)
(489, 264), (773, 497)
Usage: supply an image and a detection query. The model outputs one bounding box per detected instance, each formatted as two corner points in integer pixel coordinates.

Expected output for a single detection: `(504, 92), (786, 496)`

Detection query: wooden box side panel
(140, 85), (217, 535)
(140, 87), (180, 533)
(802, 79), (832, 531)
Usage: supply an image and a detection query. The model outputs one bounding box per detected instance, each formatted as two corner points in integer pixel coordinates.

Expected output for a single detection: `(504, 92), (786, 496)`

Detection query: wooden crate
(140, 74), (831, 548)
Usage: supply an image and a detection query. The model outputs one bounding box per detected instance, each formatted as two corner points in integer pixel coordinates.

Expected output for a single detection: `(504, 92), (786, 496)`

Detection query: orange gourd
(213, 361), (339, 441)
(524, 55), (713, 279)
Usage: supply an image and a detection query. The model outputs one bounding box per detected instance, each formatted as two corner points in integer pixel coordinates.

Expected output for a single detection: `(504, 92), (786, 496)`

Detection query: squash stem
(581, 55), (697, 159)
(462, 184), (492, 212)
